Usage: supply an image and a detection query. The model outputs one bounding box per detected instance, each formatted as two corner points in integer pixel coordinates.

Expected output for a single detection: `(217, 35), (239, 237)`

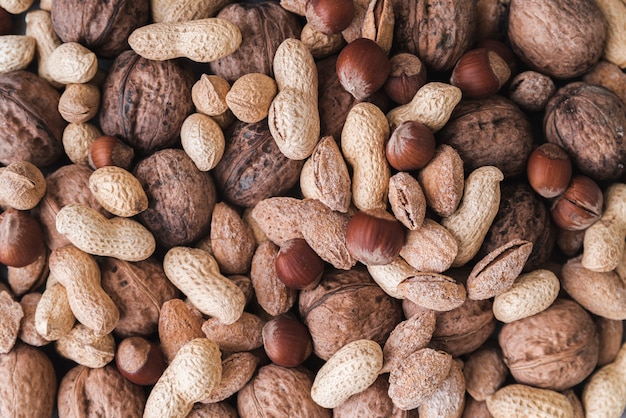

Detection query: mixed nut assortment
(0, 0), (626, 416)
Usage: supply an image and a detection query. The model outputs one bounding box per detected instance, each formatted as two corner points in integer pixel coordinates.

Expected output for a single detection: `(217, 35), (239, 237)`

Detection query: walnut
(392, 0), (476, 72)
(544, 82), (626, 180)
(209, 1), (302, 82)
(299, 267), (403, 360)
(99, 51), (195, 155)
(213, 119), (304, 208)
(438, 95), (534, 178)
(334, 375), (417, 418)
(0, 70), (65, 167)
(51, 0), (149, 58)
(498, 298), (599, 391)
(134, 149), (217, 247)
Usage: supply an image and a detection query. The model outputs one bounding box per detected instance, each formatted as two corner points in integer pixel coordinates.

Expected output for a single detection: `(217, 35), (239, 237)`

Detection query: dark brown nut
(438, 96), (534, 178)
(0, 7), (12, 35)
(475, 0), (510, 41)
(345, 209), (405, 266)
(450, 48), (511, 99)
(34, 164), (108, 251)
(188, 402), (238, 418)
(18, 293), (50, 347)
(476, 38), (519, 75)
(213, 119), (304, 208)
(336, 37), (391, 101)
(51, 0), (149, 58)
(210, 1), (302, 82)
(463, 346), (508, 401)
(550, 175), (603, 231)
(209, 202), (256, 275)
(262, 315), (313, 368)
(499, 298), (599, 391)
(507, 0), (606, 79)
(595, 317), (624, 366)
(386, 121), (436, 171)
(57, 365), (146, 417)
(100, 257), (179, 338)
(250, 240), (297, 316)
(0, 343), (56, 417)
(0, 208), (45, 268)
(134, 149), (216, 247)
(201, 312), (264, 352)
(555, 228), (584, 257)
(429, 298), (496, 357)
(392, 0), (476, 72)
(583, 60), (626, 106)
(0, 70), (65, 167)
(115, 336), (165, 386)
(275, 238), (325, 290)
(158, 299), (205, 363)
(237, 364), (331, 418)
(88, 135), (135, 170)
(299, 267), (402, 360)
(7, 240), (47, 297)
(526, 143), (572, 199)
(334, 375), (414, 418)
(384, 53), (427, 105)
(508, 71), (556, 112)
(100, 51), (195, 155)
(544, 82), (626, 180)
(305, 0), (354, 34)
(481, 182), (555, 272)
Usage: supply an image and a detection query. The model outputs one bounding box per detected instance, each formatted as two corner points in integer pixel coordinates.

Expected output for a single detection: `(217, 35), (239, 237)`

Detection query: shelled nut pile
(0, 0), (625, 417)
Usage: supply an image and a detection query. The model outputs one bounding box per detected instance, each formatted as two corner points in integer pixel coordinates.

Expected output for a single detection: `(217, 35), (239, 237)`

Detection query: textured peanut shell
(0, 35), (35, 73)
(34, 282), (75, 341)
(62, 122), (102, 165)
(201, 352), (259, 404)
(226, 72), (276, 123)
(47, 42), (98, 85)
(24, 9), (63, 87)
(188, 402), (238, 418)
(55, 323), (116, 368)
(58, 83), (100, 124)
(89, 166), (148, 218)
(151, 0), (233, 23)
(582, 345), (626, 418)
(18, 293), (50, 347)
(367, 256), (421, 299)
(181, 112), (225, 171)
(595, 317), (624, 366)
(486, 384), (574, 418)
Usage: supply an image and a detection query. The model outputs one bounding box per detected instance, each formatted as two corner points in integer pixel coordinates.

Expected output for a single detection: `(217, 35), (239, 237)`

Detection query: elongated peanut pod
(34, 282), (75, 341)
(487, 384), (574, 418)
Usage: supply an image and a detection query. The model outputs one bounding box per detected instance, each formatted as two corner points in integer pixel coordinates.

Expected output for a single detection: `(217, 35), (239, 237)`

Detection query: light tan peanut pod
(466, 239), (533, 300)
(492, 269), (560, 323)
(583, 343), (626, 418)
(0, 291), (23, 353)
(486, 384), (574, 418)
(200, 351), (259, 404)
(25, 10), (62, 87)
(35, 281), (75, 341)
(300, 135), (352, 213)
(163, 247), (246, 324)
(0, 160), (46, 210)
(311, 339), (383, 408)
(0, 0), (33, 13)
(418, 144), (465, 217)
(418, 359), (466, 418)
(180, 113), (225, 172)
(192, 74), (230, 117)
(226, 73), (277, 123)
(386, 82), (462, 132)
(250, 197), (304, 245)
(144, 338), (222, 418)
(18, 293), (50, 347)
(388, 172), (426, 230)
(583, 183), (626, 272)
(128, 18), (242, 62)
(273, 37), (318, 93)
(397, 272), (467, 312)
(400, 218), (458, 273)
(50, 245), (120, 336)
(0, 35), (36, 73)
(563, 389), (585, 418)
(595, 0), (626, 68)
(89, 166), (148, 217)
(367, 256), (419, 299)
(55, 323), (115, 368)
(56, 204), (156, 261)
(341, 102), (390, 211)
(441, 166), (504, 267)
(280, 0), (306, 15)
(58, 83), (100, 124)
(300, 23), (344, 59)
(47, 42), (98, 84)
(62, 122), (102, 166)
(151, 0), (233, 22)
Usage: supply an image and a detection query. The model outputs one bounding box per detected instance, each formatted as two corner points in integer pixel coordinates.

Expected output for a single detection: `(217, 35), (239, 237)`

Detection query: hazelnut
(386, 121), (436, 171)
(305, 0), (355, 35)
(88, 135), (135, 170)
(0, 209), (45, 267)
(475, 39), (518, 75)
(262, 315), (313, 368)
(336, 38), (391, 101)
(115, 336), (165, 386)
(383, 53), (427, 105)
(527, 143), (572, 198)
(345, 209), (405, 266)
(275, 238), (325, 290)
(550, 175), (603, 231)
(450, 48), (511, 99)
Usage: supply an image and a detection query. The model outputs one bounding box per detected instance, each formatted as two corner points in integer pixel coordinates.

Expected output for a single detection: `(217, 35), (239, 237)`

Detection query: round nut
(115, 336), (165, 386)
(386, 120), (436, 171)
(305, 0), (355, 35)
(527, 143), (572, 199)
(262, 315), (313, 368)
(384, 53), (427, 105)
(550, 175), (603, 231)
(450, 48), (511, 99)
(336, 38), (391, 100)
(275, 238), (325, 290)
(0, 209), (45, 267)
(88, 135), (135, 170)
(345, 210), (405, 266)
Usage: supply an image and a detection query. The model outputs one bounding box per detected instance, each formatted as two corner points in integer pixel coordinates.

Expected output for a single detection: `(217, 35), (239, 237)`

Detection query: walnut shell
(209, 1), (302, 82)
(134, 149), (217, 247)
(213, 119), (304, 208)
(507, 0), (606, 79)
(480, 182), (555, 271)
(100, 257), (180, 338)
(51, 0), (149, 58)
(299, 267), (403, 360)
(438, 96), (534, 177)
(57, 365), (146, 417)
(392, 0), (476, 72)
(0, 343), (56, 417)
(498, 298), (599, 391)
(544, 82), (626, 180)
(0, 70), (65, 167)
(100, 51), (195, 155)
